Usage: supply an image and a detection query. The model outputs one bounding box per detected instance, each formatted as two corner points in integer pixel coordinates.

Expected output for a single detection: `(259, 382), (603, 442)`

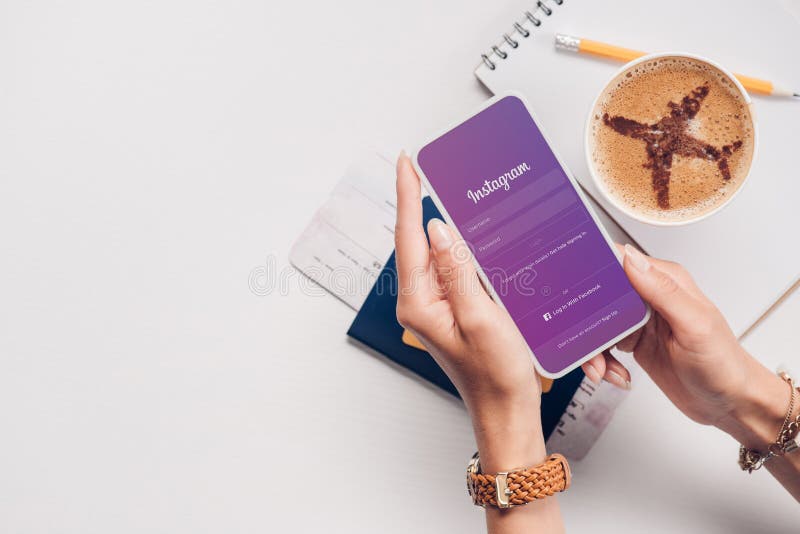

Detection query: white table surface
(0, 1), (798, 532)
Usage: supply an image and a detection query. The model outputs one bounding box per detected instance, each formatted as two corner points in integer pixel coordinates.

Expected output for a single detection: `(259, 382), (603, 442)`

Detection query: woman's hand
(394, 153), (544, 472)
(582, 245), (789, 449)
(395, 152), (564, 532)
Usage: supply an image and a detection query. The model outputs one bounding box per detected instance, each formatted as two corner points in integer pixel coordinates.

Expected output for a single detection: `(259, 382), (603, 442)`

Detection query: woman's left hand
(394, 153), (544, 472)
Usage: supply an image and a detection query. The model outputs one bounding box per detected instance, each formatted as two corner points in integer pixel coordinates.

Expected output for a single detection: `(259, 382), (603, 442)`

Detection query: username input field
(461, 169), (565, 238)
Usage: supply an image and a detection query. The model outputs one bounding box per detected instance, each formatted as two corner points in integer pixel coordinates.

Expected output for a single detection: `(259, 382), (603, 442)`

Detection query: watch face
(466, 453), (481, 504)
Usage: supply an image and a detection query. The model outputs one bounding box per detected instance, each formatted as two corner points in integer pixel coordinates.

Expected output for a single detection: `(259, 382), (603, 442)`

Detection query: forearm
(468, 395), (565, 534)
(715, 357), (800, 501)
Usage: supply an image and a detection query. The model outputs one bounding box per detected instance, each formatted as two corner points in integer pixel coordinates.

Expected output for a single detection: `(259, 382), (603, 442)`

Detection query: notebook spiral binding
(480, 0), (563, 71)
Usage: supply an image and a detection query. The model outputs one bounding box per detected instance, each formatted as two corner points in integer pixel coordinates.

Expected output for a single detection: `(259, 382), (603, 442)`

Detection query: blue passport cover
(347, 197), (584, 439)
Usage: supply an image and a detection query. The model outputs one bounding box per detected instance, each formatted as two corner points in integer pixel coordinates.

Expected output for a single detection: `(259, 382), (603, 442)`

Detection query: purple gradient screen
(417, 96), (647, 374)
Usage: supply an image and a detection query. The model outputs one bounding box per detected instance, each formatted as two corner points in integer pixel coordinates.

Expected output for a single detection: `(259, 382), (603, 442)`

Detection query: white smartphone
(413, 93), (650, 378)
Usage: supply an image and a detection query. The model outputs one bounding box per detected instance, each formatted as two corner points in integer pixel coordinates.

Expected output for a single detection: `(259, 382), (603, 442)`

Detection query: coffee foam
(589, 57), (755, 223)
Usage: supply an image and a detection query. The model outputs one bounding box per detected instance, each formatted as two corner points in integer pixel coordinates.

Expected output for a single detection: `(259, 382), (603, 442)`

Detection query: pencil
(554, 34), (799, 98)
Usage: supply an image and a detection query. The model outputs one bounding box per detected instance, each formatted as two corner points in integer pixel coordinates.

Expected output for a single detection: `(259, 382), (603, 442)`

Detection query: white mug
(584, 52), (758, 226)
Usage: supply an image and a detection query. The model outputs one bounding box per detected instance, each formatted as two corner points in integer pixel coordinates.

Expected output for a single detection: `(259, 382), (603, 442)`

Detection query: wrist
(467, 392), (546, 473)
(716, 356), (792, 449)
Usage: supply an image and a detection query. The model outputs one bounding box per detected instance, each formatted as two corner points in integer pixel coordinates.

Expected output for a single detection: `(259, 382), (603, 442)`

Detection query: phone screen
(415, 95), (648, 377)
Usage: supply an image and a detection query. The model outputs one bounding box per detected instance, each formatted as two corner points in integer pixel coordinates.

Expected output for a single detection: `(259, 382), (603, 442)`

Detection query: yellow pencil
(554, 34), (799, 98)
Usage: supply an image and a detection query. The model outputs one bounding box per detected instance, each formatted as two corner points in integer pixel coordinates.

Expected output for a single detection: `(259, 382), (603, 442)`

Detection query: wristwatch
(466, 452), (571, 508)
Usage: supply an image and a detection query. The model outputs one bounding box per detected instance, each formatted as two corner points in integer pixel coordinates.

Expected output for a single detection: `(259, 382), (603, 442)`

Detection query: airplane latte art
(603, 84), (743, 209)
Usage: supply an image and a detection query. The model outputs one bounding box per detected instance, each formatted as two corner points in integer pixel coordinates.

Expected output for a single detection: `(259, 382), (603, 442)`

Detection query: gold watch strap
(466, 452), (571, 508)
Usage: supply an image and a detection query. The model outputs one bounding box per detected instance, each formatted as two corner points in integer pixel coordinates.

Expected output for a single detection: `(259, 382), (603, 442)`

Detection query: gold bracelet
(738, 370), (800, 473)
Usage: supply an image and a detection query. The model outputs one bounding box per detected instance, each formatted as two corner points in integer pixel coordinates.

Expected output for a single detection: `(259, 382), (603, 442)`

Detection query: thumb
(427, 219), (491, 319)
(622, 244), (701, 331)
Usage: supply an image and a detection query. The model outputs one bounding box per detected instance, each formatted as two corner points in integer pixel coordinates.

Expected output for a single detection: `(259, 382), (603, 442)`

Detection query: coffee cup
(585, 52), (757, 226)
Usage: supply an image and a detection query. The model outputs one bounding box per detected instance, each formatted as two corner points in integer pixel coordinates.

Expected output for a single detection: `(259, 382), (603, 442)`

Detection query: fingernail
(605, 369), (632, 390)
(396, 150), (407, 171)
(428, 219), (452, 252)
(584, 363), (602, 385)
(624, 244), (650, 273)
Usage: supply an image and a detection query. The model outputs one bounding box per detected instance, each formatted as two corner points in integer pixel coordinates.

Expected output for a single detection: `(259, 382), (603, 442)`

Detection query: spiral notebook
(473, 0), (800, 337)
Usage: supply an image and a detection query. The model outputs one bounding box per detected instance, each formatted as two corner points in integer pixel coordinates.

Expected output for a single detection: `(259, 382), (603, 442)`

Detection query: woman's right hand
(583, 245), (790, 449)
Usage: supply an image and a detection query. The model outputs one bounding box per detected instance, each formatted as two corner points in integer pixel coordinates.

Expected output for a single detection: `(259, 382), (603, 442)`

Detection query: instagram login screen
(417, 96), (647, 374)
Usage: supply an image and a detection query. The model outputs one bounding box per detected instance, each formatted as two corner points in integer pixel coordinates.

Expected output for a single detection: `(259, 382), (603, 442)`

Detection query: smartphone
(413, 93), (650, 378)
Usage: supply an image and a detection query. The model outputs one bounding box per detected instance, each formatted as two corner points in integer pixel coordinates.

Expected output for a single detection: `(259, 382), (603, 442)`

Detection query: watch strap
(466, 452), (571, 508)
